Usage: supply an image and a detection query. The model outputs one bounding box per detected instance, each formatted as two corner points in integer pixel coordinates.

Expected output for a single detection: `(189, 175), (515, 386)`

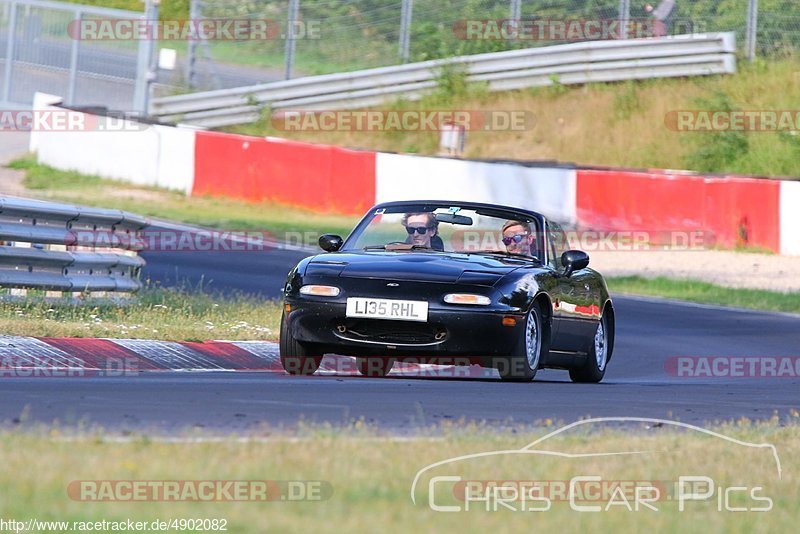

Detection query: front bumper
(284, 298), (524, 359)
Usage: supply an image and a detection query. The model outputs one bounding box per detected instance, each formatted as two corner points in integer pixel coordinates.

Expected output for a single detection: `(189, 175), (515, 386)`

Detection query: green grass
(608, 276), (800, 314)
(9, 156), (359, 240)
(205, 39), (394, 77)
(0, 286), (280, 342)
(0, 420), (798, 532)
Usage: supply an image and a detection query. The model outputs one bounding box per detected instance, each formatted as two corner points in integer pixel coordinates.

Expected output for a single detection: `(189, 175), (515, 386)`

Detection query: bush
(682, 92), (750, 172)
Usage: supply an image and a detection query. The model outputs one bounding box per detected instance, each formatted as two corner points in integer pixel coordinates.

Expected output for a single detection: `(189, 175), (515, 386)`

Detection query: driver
(401, 212), (441, 249)
(501, 219), (538, 257)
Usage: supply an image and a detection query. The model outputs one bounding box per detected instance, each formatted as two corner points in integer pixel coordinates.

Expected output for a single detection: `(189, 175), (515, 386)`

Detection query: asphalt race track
(0, 240), (797, 432)
(137, 223), (311, 297)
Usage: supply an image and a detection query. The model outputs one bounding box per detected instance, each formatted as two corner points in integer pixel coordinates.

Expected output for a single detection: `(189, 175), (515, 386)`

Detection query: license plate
(346, 297), (428, 322)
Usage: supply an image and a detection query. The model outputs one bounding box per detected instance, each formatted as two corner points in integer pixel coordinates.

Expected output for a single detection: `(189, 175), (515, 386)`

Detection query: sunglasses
(406, 226), (432, 235)
(502, 233), (529, 246)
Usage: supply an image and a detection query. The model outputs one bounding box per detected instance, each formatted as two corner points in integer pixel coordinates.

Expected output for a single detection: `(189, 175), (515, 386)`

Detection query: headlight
(300, 285), (340, 297)
(444, 293), (491, 305)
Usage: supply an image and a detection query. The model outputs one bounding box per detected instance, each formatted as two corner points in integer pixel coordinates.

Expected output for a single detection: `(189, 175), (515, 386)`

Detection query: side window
(547, 221), (570, 269)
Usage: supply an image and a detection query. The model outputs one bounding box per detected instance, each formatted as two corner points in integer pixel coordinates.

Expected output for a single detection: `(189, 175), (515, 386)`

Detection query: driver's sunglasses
(502, 233), (528, 246)
(406, 226), (432, 235)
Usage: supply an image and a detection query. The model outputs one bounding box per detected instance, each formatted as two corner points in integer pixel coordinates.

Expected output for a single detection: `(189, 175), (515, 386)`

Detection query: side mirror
(561, 250), (589, 277)
(319, 234), (343, 252)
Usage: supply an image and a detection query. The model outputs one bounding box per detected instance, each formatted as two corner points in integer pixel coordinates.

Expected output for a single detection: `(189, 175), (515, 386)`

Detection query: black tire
(498, 303), (543, 382)
(279, 311), (322, 375)
(356, 357), (395, 377)
(569, 313), (609, 383)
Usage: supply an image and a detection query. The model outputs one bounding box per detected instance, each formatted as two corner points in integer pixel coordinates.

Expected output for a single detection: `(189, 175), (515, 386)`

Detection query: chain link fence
(177, 0), (800, 92)
(0, 0), (150, 111)
(2, 1), (798, 107)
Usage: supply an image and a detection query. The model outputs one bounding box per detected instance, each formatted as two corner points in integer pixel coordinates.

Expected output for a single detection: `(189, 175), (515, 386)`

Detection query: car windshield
(343, 205), (544, 260)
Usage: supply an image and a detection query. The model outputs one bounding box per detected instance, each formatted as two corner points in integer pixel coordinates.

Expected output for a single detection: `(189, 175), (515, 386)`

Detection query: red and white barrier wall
(577, 169), (782, 251)
(193, 131), (375, 215)
(30, 95), (799, 255)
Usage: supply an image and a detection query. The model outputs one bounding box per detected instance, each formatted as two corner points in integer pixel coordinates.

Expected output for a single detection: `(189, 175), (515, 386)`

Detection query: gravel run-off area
(590, 249), (800, 293)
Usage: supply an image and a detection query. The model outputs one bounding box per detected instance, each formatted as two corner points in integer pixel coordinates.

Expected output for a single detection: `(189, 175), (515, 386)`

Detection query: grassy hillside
(228, 59), (800, 179)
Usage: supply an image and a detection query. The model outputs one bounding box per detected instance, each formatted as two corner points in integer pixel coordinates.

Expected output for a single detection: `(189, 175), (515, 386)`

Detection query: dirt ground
(0, 132), (29, 196)
(590, 249), (800, 293)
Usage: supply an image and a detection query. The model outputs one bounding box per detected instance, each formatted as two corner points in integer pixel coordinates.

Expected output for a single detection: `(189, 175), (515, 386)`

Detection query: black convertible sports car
(279, 200), (615, 382)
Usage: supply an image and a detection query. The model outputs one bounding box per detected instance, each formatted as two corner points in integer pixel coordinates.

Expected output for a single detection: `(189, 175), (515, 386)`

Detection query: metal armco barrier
(0, 196), (148, 293)
(150, 33), (737, 128)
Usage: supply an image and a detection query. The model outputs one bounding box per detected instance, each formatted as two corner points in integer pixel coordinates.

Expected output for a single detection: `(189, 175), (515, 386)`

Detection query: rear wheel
(569, 314), (609, 383)
(279, 311), (323, 375)
(498, 304), (542, 382)
(356, 357), (395, 377)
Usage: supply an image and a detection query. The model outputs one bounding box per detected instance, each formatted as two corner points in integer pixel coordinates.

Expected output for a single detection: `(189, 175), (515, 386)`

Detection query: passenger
(501, 220), (538, 257)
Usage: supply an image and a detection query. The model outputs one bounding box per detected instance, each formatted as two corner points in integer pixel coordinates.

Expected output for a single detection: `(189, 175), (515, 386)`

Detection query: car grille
(333, 319), (446, 345)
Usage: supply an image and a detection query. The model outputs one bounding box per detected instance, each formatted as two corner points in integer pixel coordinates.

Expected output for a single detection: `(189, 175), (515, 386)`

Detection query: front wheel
(569, 314), (609, 383)
(498, 304), (542, 382)
(279, 311), (323, 375)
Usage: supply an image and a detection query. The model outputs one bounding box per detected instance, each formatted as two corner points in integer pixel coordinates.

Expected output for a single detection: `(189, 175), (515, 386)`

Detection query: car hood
(305, 251), (527, 285)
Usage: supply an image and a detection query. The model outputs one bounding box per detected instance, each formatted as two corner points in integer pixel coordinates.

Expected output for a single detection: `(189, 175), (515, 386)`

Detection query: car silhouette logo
(410, 417), (783, 505)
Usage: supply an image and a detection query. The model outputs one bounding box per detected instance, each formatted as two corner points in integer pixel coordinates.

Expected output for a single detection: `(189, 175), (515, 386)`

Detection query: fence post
(66, 10), (81, 105)
(186, 0), (200, 88)
(619, 0), (631, 39)
(507, 0), (521, 44)
(284, 0), (300, 79)
(399, 0), (413, 63)
(133, 0), (158, 115)
(509, 0), (521, 23)
(745, 0), (758, 61)
(2, 1), (17, 102)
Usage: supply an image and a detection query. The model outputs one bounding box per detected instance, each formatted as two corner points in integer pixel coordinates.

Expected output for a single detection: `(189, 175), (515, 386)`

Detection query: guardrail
(0, 196), (148, 294)
(150, 33), (737, 128)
